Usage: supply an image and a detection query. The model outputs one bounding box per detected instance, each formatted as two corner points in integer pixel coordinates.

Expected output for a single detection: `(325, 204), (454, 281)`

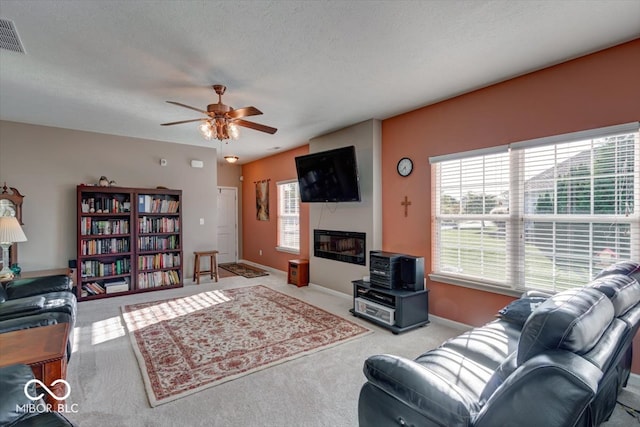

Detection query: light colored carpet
(64, 268), (640, 426)
(122, 285), (371, 406)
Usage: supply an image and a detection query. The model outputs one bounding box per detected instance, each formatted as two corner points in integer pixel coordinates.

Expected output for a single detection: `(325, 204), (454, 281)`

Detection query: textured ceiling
(1, 0), (639, 164)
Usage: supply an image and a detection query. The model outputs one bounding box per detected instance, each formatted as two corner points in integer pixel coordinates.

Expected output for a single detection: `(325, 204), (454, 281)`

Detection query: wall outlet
(199, 218), (204, 225)
(259, 249), (262, 256)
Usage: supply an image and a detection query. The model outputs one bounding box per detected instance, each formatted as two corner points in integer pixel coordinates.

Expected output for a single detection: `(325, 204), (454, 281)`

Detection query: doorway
(216, 186), (238, 264)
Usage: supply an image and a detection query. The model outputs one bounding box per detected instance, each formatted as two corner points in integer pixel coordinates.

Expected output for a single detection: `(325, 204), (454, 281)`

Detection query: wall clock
(397, 157), (413, 177)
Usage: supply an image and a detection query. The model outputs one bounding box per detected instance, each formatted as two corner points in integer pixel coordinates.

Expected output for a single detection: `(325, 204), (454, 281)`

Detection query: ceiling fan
(161, 84), (277, 141)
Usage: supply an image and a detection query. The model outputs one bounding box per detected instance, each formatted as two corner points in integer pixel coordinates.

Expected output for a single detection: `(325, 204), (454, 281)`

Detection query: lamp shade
(0, 216), (27, 243)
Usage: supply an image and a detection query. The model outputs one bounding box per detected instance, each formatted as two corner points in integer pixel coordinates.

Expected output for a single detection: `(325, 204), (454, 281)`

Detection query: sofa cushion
(5, 275), (72, 299)
(589, 274), (640, 317)
(517, 287), (614, 365)
(0, 296), (46, 317)
(497, 296), (547, 326)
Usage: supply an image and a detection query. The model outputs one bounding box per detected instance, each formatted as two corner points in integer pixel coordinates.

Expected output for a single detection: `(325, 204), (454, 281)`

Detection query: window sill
(428, 273), (523, 298)
(275, 246), (300, 255)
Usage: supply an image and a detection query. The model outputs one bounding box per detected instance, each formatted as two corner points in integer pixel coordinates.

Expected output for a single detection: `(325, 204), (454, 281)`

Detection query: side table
(287, 259), (309, 287)
(0, 323), (70, 410)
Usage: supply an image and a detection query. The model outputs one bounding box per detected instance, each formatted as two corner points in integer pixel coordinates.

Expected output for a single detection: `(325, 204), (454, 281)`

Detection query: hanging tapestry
(256, 180), (269, 221)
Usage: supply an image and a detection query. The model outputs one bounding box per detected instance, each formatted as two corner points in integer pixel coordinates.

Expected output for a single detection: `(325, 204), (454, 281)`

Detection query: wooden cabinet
(76, 185), (182, 301)
(287, 259), (309, 287)
(350, 280), (429, 334)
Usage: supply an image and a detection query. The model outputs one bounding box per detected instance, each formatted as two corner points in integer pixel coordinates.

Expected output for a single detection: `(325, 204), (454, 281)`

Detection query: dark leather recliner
(0, 364), (75, 426)
(0, 274), (77, 359)
(358, 261), (640, 427)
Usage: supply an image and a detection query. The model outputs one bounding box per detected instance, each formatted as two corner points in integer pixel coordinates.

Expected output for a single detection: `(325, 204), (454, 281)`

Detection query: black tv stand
(350, 280), (429, 334)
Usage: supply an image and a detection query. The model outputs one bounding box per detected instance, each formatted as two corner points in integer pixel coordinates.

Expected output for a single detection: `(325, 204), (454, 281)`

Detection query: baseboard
(308, 282), (351, 300)
(428, 313), (472, 331)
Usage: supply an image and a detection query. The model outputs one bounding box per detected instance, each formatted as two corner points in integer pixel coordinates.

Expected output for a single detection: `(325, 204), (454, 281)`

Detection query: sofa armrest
(5, 275), (72, 299)
(363, 354), (476, 426)
(475, 351), (602, 427)
(0, 296), (46, 319)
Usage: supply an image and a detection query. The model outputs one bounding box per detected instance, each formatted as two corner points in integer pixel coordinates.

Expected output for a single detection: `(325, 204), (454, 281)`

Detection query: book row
(138, 270), (181, 288)
(138, 217), (180, 234)
(81, 278), (130, 296)
(138, 195), (179, 214)
(138, 235), (179, 251)
(80, 218), (130, 236)
(81, 258), (132, 278)
(81, 238), (130, 256)
(138, 253), (181, 270)
(81, 196), (131, 214)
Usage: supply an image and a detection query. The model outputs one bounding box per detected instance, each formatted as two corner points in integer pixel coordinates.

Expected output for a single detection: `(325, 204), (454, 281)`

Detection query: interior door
(216, 187), (238, 264)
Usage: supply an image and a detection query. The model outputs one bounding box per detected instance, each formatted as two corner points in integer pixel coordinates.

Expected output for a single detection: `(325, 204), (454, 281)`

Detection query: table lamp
(0, 216), (27, 275)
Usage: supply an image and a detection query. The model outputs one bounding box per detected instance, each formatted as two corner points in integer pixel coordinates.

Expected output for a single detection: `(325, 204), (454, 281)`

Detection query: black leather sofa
(0, 274), (77, 359)
(0, 364), (75, 426)
(358, 261), (640, 427)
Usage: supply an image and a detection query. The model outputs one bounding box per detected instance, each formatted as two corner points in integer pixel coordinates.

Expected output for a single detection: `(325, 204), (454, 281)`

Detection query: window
(277, 180), (300, 253)
(431, 123), (639, 293)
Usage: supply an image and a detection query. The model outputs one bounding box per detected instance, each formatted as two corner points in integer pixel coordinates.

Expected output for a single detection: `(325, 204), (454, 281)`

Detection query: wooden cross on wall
(401, 196), (412, 217)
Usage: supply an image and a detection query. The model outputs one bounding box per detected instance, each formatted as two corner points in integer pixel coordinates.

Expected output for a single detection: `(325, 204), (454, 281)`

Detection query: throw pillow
(498, 296), (547, 326)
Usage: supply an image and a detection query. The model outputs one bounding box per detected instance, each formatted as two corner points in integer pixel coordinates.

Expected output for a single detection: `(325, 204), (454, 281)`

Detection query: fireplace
(314, 229), (366, 265)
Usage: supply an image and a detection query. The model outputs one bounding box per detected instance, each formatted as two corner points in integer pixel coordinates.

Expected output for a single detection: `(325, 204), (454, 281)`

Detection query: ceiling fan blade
(166, 101), (209, 115)
(228, 106), (262, 119)
(161, 118), (205, 126)
(234, 119), (277, 134)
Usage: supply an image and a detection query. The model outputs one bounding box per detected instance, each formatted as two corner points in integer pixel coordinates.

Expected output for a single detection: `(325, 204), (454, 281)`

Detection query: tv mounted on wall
(295, 146), (361, 203)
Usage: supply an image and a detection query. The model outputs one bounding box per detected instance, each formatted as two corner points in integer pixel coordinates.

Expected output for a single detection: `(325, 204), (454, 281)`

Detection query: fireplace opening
(314, 229), (366, 265)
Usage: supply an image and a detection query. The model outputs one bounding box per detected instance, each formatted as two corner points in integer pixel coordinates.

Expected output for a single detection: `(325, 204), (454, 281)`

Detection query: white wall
(308, 119), (382, 294)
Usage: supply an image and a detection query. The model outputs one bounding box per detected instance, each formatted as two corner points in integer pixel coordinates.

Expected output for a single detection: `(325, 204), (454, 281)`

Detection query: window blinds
(432, 123), (639, 292)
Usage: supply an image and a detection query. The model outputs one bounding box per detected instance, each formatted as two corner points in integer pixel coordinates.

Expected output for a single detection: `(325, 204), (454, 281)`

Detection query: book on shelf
(138, 195), (179, 214)
(104, 279), (130, 294)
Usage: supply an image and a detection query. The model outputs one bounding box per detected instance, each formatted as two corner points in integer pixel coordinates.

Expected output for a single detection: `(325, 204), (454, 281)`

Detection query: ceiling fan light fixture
(228, 122), (240, 140)
(199, 121), (214, 140)
(224, 155), (239, 164)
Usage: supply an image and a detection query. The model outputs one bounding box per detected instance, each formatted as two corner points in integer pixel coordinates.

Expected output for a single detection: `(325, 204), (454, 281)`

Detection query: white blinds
(432, 123), (639, 292)
(277, 181), (300, 251)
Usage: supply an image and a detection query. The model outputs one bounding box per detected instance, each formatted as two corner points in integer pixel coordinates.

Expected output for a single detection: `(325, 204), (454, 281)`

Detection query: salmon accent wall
(381, 39), (640, 369)
(241, 145), (310, 272)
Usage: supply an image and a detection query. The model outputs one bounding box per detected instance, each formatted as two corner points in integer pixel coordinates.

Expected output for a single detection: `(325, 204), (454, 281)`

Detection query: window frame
(276, 179), (301, 254)
(430, 122), (639, 295)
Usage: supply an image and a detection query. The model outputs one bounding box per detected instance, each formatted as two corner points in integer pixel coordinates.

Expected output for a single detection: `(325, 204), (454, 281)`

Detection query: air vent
(0, 19), (25, 53)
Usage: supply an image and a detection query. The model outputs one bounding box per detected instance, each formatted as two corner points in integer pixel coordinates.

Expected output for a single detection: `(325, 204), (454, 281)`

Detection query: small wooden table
(193, 250), (219, 284)
(287, 259), (309, 287)
(19, 268), (72, 280)
(0, 323), (70, 409)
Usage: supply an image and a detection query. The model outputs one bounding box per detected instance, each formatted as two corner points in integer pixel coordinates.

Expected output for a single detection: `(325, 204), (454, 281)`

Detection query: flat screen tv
(295, 146), (361, 203)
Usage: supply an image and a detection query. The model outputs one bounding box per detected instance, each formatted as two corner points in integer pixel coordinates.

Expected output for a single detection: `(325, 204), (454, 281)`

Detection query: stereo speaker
(400, 256), (425, 291)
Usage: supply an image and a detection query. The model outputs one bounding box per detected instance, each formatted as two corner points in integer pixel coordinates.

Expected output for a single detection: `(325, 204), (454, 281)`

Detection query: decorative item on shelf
(224, 155), (239, 164)
(109, 180), (116, 186)
(98, 176), (110, 187)
(0, 216), (27, 275)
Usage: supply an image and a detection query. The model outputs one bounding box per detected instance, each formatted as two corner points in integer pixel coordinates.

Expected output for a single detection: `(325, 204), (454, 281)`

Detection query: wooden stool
(193, 250), (219, 284)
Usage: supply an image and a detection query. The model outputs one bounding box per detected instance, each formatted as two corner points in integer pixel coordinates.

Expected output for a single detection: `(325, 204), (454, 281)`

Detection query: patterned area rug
(218, 262), (269, 278)
(121, 285), (371, 406)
